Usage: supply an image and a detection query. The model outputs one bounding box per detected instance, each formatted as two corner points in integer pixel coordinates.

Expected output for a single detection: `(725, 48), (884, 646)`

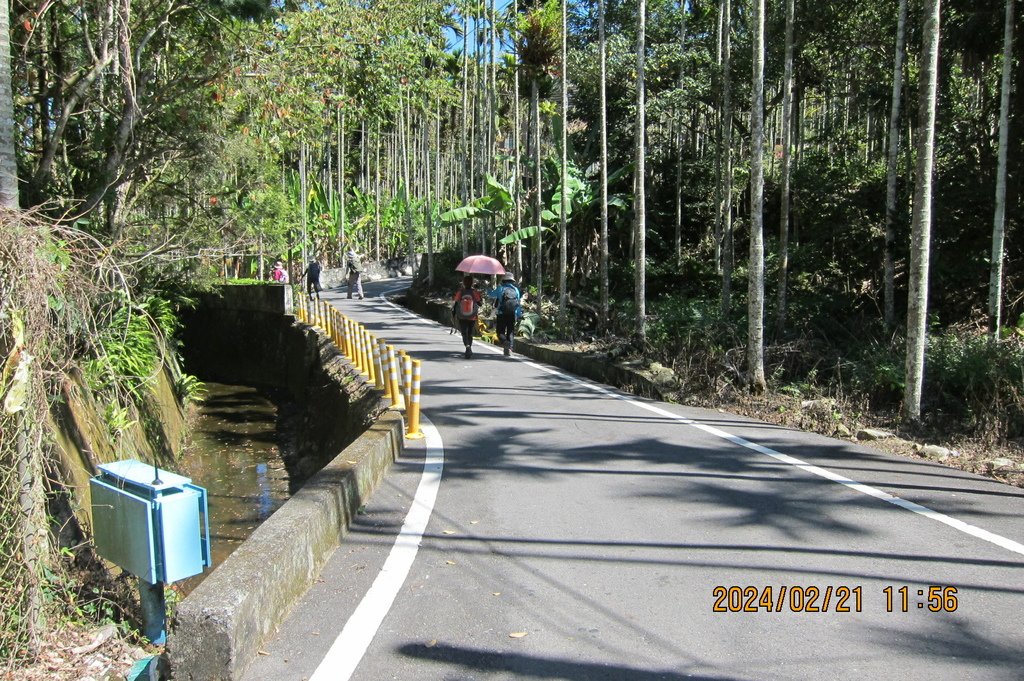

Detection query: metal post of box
(90, 459), (211, 644)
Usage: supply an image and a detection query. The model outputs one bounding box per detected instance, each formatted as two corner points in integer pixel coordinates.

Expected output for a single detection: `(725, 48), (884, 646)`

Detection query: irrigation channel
(175, 382), (292, 596)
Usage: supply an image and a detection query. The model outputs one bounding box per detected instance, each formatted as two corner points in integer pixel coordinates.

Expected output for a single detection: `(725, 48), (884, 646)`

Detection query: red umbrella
(455, 254), (506, 275)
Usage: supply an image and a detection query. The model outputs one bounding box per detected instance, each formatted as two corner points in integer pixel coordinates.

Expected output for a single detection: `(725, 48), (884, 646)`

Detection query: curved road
(243, 278), (1024, 681)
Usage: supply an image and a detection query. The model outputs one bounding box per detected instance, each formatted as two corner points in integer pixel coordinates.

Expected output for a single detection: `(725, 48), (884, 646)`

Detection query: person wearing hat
(271, 260), (289, 283)
(488, 272), (522, 357)
(345, 248), (364, 299)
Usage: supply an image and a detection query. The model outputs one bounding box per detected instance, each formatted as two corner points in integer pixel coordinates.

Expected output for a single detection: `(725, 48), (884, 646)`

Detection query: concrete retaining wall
(169, 284), (403, 679)
(168, 411), (403, 680)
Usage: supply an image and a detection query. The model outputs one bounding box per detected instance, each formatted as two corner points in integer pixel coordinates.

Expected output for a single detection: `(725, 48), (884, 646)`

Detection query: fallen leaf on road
(445, 560), (456, 565)
(492, 592), (501, 596)
(508, 632), (528, 639)
(470, 520), (479, 524)
(257, 650), (270, 656)
(442, 530), (456, 535)
(426, 639), (437, 648)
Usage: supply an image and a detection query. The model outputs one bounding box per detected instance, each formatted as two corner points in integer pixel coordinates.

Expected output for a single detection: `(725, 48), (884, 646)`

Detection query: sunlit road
(243, 277), (1024, 681)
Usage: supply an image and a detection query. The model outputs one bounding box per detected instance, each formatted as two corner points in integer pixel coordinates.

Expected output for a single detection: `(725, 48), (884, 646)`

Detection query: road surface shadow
(396, 642), (745, 680)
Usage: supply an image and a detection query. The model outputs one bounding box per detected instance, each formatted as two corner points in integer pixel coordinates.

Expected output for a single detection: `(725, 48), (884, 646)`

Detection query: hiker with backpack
(302, 257), (322, 301)
(271, 260), (289, 284)
(488, 273), (522, 357)
(346, 249), (364, 299)
(452, 275), (483, 359)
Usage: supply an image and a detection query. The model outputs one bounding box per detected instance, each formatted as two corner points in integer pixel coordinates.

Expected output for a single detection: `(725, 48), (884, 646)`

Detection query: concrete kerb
(167, 410), (404, 680)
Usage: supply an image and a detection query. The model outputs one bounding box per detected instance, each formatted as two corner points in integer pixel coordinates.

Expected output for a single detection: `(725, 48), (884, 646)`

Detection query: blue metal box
(90, 459), (211, 585)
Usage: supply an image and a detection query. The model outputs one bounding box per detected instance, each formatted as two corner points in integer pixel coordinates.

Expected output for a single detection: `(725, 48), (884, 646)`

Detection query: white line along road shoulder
(310, 416), (444, 681)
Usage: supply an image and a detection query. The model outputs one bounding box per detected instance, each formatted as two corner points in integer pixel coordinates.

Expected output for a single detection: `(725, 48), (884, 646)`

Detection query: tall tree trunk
(0, 0), (16, 207)
(401, 94), (415, 273)
(338, 94), (347, 252)
(513, 0), (523, 277)
(300, 141), (308, 264)
(559, 0), (569, 319)
(884, 0), (909, 330)
(635, 0), (647, 343)
(989, 0), (1015, 336)
(461, 5), (471, 256)
(747, 0), (766, 393)
(775, 0), (795, 336)
(720, 0), (734, 314)
(374, 120), (382, 260)
(713, 1), (724, 274)
(674, 2), (688, 266)
(903, 0), (942, 424)
(599, 0), (609, 331)
(424, 96), (434, 287)
(533, 77), (543, 301)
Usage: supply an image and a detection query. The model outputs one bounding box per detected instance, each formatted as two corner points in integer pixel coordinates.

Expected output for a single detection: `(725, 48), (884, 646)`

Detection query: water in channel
(175, 382), (291, 596)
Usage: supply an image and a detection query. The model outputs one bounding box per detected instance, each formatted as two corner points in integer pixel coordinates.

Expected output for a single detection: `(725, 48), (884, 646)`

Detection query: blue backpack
(500, 285), (520, 318)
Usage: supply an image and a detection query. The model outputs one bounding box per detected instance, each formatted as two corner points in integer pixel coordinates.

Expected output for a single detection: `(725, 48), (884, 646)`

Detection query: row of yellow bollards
(293, 293), (423, 440)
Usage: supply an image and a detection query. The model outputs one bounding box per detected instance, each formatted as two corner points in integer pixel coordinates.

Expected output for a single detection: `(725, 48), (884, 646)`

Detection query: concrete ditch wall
(169, 284), (403, 679)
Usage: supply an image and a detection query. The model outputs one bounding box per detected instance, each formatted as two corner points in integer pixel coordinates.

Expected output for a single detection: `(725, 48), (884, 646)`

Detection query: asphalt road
(243, 278), (1024, 681)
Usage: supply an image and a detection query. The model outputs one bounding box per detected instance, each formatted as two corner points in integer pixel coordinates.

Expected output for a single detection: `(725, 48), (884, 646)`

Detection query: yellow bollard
(405, 359), (424, 439)
(377, 339), (392, 399)
(386, 345), (404, 410)
(363, 328), (376, 384)
(371, 335), (385, 390)
(396, 350), (407, 400)
(348, 319), (357, 364)
(356, 325), (368, 376)
(343, 318), (353, 360)
(401, 352), (412, 409)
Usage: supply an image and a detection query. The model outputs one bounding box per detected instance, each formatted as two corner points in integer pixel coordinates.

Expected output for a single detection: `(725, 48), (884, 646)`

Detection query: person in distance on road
(302, 256), (322, 301)
(271, 260), (289, 284)
(346, 249), (364, 299)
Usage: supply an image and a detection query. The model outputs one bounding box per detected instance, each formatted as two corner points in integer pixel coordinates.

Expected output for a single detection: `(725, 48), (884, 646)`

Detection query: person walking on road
(271, 260), (289, 284)
(346, 249), (364, 299)
(488, 273), (523, 357)
(453, 275), (482, 359)
(302, 257), (322, 301)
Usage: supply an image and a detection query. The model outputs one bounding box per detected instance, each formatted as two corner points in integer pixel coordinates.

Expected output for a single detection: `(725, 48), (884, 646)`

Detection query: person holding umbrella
(452, 274), (483, 359)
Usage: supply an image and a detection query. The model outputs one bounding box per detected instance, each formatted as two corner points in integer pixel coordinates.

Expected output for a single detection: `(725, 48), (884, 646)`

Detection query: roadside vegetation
(1, 0), (1022, 675)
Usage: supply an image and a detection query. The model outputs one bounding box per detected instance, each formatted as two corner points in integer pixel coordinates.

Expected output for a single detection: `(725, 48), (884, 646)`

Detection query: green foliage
(926, 333), (1024, 438)
(517, 313), (542, 339)
(646, 296), (736, 359)
(175, 374), (208, 403)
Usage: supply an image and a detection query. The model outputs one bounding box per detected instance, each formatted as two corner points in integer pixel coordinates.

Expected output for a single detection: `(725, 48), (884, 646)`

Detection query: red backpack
(455, 288), (479, 320)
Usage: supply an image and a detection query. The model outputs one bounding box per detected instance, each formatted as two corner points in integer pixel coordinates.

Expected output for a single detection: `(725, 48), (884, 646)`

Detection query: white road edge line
(309, 415), (444, 681)
(379, 284), (1024, 556)
(520, 359), (1024, 558)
